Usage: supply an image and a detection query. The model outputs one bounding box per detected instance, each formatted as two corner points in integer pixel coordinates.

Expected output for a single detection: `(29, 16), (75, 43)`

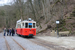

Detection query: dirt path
(36, 36), (75, 50)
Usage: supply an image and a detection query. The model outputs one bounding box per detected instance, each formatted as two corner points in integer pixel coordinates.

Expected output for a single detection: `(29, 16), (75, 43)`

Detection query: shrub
(71, 8), (75, 17)
(67, 17), (72, 19)
(55, 19), (68, 31)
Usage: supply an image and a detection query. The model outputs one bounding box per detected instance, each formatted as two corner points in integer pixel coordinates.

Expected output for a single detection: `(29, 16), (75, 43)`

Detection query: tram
(16, 18), (36, 37)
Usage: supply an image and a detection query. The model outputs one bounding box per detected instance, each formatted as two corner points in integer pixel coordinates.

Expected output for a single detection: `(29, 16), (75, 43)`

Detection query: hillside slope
(36, 0), (75, 36)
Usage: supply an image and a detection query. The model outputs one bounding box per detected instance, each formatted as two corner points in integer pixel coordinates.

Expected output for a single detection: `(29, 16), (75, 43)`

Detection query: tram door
(16, 23), (21, 35)
(21, 22), (25, 35)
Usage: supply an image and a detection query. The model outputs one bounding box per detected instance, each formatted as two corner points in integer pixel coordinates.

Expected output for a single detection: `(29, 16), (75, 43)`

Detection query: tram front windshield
(25, 23), (28, 28)
(25, 23), (35, 28)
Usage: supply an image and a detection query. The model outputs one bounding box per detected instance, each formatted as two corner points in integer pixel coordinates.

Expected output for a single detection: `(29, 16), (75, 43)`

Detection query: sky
(0, 0), (13, 6)
(0, 0), (27, 6)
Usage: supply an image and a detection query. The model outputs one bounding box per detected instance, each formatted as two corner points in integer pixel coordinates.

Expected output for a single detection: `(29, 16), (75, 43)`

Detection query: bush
(58, 19), (66, 28)
(71, 8), (75, 17)
(67, 17), (72, 19)
(55, 19), (68, 31)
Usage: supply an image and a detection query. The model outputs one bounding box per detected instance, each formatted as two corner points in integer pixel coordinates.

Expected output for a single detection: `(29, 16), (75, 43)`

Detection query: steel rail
(27, 38), (69, 50)
(10, 37), (25, 50)
(27, 39), (52, 50)
(3, 36), (11, 50)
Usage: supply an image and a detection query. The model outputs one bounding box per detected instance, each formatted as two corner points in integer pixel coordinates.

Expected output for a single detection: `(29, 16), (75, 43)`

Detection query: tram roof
(17, 20), (36, 24)
(22, 20), (36, 23)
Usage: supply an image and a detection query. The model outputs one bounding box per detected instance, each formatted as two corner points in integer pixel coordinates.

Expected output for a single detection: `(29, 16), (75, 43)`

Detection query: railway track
(3, 36), (10, 50)
(27, 37), (70, 50)
(3, 35), (75, 50)
(3, 36), (25, 50)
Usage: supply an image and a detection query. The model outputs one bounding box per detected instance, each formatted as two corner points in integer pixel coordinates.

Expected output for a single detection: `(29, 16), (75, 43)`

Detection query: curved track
(3, 36), (25, 50)
(26, 37), (70, 50)
(3, 34), (74, 50)
(10, 37), (25, 50)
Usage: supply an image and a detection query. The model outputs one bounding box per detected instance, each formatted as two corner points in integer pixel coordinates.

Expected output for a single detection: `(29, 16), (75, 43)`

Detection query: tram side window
(25, 23), (28, 28)
(33, 23), (35, 28)
(18, 24), (21, 28)
(29, 23), (32, 28)
(22, 23), (24, 26)
(22, 23), (24, 28)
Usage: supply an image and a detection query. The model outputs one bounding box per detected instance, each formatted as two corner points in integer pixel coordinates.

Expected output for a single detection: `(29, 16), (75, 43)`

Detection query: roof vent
(28, 18), (32, 21)
(17, 19), (21, 23)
